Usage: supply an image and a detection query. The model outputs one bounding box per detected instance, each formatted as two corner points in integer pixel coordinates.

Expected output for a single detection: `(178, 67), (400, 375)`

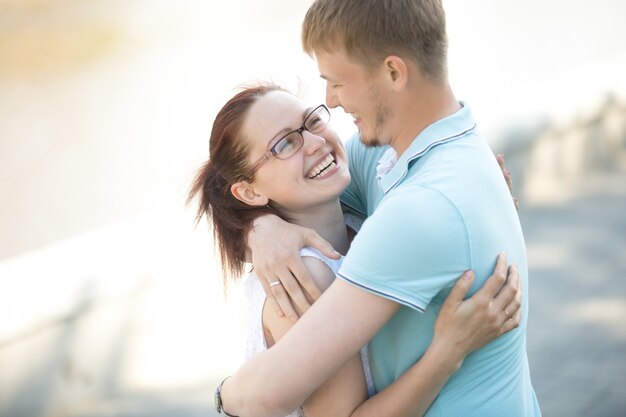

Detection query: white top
(242, 247), (376, 417)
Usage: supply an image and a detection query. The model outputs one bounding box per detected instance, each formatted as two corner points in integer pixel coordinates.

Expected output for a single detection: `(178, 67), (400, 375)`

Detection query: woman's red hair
(188, 84), (284, 283)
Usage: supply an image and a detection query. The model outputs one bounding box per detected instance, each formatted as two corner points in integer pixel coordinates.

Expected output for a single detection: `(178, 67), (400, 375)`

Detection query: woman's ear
(230, 181), (269, 206)
(383, 55), (408, 91)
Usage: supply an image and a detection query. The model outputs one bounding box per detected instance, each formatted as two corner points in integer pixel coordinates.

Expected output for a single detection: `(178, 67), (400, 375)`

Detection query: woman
(189, 83), (521, 417)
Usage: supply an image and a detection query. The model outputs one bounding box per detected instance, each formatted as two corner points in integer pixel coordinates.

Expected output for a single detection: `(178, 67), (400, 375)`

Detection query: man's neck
(391, 82), (460, 157)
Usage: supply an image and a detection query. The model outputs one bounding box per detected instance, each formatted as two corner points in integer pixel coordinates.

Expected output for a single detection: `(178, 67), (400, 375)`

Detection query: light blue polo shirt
(339, 104), (541, 416)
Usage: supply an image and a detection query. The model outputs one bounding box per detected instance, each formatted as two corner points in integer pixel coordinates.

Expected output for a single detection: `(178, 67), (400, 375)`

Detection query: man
(219, 0), (540, 415)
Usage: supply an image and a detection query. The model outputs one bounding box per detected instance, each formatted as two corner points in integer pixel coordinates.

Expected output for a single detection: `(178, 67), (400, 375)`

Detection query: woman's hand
(248, 214), (341, 322)
(497, 153), (519, 210)
(431, 253), (522, 370)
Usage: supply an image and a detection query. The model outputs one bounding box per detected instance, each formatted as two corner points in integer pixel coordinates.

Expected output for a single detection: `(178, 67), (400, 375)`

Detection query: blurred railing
(497, 93), (626, 204)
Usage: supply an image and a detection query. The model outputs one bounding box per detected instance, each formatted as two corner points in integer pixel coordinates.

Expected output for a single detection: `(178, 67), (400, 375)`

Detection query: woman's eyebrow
(269, 107), (314, 142)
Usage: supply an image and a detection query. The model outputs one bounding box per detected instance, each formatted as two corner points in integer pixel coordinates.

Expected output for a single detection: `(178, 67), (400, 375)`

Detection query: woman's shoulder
(299, 247), (343, 275)
(300, 255), (336, 293)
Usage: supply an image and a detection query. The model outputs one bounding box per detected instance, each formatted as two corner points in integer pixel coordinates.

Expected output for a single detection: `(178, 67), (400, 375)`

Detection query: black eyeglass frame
(237, 104), (331, 182)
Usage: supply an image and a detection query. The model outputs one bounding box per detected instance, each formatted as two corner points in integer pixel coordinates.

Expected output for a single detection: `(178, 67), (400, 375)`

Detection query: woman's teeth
(309, 154), (336, 179)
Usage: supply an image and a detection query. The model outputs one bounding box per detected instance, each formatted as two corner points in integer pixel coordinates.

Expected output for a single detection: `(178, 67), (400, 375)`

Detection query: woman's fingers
(441, 270), (475, 312)
(500, 307), (521, 334)
(497, 153), (519, 210)
(492, 264), (521, 314)
(475, 252), (508, 300)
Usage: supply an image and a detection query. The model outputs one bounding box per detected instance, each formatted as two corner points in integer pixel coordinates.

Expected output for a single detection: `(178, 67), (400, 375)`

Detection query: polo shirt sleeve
(338, 184), (471, 311)
(340, 134), (387, 216)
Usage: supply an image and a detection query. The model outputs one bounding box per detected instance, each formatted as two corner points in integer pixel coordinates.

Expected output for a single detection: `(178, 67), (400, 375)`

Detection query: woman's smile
(307, 153), (337, 179)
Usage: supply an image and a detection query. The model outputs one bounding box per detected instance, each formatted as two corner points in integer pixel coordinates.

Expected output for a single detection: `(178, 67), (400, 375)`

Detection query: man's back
(338, 106), (540, 416)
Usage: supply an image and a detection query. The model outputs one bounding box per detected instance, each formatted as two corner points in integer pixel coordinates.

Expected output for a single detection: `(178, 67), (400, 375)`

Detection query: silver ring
(269, 281), (282, 288)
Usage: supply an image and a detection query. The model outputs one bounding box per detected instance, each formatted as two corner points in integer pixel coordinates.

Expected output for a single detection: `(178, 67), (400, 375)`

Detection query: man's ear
(383, 55), (408, 91)
(230, 181), (269, 206)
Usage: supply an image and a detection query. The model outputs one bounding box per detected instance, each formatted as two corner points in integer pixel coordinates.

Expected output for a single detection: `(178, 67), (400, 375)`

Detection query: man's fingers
(442, 270), (474, 310)
(273, 265), (311, 321)
(269, 284), (299, 321)
(265, 297), (285, 317)
(303, 229), (340, 260)
(477, 252), (508, 298)
(280, 278), (311, 317)
(289, 259), (322, 301)
(262, 264), (302, 322)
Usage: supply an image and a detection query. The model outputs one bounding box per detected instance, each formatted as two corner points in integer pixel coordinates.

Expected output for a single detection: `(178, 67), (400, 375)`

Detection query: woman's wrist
(216, 377), (240, 417)
(423, 339), (465, 375)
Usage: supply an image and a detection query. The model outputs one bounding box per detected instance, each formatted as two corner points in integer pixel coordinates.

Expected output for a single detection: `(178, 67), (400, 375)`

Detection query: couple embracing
(190, 0), (541, 416)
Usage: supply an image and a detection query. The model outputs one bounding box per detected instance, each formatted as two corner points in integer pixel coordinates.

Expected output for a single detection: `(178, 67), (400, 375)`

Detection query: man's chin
(360, 135), (382, 148)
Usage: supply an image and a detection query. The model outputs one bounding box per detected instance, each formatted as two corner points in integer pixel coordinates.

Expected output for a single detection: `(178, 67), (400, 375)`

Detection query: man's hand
(432, 252), (522, 367)
(248, 214), (341, 322)
(497, 153), (520, 210)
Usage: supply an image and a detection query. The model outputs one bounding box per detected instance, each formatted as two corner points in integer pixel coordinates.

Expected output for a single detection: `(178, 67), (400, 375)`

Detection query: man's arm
(247, 215), (340, 322)
(220, 254), (522, 417)
(246, 150), (519, 321)
(220, 280), (400, 417)
(348, 257), (521, 417)
(304, 253), (521, 417)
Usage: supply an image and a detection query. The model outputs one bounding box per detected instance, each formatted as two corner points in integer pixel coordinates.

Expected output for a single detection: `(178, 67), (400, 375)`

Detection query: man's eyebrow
(270, 107), (313, 142)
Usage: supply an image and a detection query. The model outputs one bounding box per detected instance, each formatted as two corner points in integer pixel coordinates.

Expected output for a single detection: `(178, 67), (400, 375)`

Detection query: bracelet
(215, 376), (240, 417)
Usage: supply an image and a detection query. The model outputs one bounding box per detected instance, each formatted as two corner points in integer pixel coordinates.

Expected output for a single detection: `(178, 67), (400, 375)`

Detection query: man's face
(316, 49), (392, 148)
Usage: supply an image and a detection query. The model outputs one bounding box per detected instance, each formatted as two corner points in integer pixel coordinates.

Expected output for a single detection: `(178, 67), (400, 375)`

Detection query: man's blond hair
(302, 0), (448, 82)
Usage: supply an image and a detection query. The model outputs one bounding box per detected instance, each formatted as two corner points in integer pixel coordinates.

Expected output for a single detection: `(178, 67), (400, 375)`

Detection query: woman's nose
(303, 130), (326, 155)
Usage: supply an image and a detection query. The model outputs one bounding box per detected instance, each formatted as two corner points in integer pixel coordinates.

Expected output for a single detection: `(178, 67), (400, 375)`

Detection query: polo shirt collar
(377, 102), (476, 193)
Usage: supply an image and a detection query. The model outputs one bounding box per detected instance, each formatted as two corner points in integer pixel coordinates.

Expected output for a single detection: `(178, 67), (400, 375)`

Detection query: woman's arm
(262, 256), (370, 416)
(264, 254), (521, 417)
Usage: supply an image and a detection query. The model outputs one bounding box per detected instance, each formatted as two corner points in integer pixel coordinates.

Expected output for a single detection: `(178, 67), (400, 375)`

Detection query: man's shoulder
(377, 183), (464, 224)
(354, 184), (470, 252)
(339, 182), (472, 310)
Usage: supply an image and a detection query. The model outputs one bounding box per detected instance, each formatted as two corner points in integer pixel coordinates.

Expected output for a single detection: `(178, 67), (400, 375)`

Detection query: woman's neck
(280, 200), (350, 256)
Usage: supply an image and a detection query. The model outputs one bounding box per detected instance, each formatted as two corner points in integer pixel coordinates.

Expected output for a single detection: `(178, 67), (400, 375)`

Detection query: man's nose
(325, 83), (340, 109)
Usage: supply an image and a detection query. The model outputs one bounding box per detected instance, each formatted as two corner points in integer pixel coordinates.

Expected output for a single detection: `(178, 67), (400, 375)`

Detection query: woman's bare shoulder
(262, 255), (336, 346)
(301, 255), (336, 292)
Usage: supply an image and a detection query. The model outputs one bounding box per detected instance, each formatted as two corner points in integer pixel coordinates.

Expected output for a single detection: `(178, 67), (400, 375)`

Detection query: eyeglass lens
(272, 106), (330, 159)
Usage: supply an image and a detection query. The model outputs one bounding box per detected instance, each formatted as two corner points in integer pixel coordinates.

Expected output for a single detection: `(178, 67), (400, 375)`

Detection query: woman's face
(241, 90), (350, 215)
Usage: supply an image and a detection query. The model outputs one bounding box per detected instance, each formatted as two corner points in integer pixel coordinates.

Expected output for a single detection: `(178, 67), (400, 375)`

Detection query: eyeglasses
(238, 104), (331, 181)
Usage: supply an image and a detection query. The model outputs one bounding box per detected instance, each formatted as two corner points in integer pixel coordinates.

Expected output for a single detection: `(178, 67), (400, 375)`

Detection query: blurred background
(0, 0), (624, 416)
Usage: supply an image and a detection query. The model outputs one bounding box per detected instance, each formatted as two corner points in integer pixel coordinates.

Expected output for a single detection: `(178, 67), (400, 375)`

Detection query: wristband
(215, 376), (239, 417)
